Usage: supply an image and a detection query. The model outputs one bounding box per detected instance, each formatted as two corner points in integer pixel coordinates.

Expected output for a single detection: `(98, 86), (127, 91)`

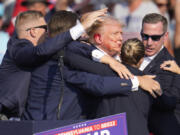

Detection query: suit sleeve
(64, 66), (132, 96)
(152, 71), (177, 110)
(64, 42), (132, 96)
(12, 31), (72, 67)
(64, 51), (118, 76)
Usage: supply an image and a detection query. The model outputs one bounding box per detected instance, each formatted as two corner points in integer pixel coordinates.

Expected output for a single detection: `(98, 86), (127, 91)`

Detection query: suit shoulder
(67, 41), (93, 49)
(125, 64), (144, 75)
(66, 41), (94, 57)
(162, 47), (174, 60)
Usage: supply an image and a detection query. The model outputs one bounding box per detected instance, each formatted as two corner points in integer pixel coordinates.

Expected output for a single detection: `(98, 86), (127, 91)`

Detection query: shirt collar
(96, 46), (108, 55)
(145, 45), (164, 60)
(96, 46), (121, 61)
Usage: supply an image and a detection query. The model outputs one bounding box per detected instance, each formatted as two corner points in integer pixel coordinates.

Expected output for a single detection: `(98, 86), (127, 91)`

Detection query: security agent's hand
(101, 55), (134, 79)
(80, 8), (108, 30)
(137, 75), (162, 98)
(160, 60), (180, 74)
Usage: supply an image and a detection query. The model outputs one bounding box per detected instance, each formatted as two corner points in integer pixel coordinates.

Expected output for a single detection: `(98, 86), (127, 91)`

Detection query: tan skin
(94, 19), (133, 79)
(160, 60), (180, 74)
(18, 17), (47, 46)
(80, 8), (108, 30)
(95, 21), (123, 57)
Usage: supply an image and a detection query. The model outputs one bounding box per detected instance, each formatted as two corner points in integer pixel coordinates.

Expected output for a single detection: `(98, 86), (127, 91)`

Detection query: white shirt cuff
(92, 49), (105, 62)
(69, 20), (85, 40)
(131, 76), (139, 91)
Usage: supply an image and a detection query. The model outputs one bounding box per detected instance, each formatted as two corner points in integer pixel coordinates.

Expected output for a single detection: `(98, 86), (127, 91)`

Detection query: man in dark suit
(64, 14), (180, 134)
(63, 16), (163, 135)
(76, 13), (179, 135)
(160, 60), (180, 125)
(0, 10), (48, 118)
(22, 10), (147, 121)
(139, 13), (180, 135)
(68, 14), (180, 135)
(19, 10), (161, 129)
(0, 9), (107, 119)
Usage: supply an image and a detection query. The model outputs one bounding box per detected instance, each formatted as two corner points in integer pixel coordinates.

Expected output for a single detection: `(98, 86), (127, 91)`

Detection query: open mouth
(146, 47), (154, 52)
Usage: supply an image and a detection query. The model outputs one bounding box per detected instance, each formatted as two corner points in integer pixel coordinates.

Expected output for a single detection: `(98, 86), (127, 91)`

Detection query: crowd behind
(0, 0), (180, 135)
(1, 0), (180, 62)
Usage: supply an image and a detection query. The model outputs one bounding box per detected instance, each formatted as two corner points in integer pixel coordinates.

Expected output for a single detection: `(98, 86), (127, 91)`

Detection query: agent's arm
(11, 8), (108, 66)
(160, 60), (180, 74)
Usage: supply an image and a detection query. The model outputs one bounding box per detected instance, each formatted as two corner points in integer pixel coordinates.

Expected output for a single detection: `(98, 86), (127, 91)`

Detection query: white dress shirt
(69, 20), (85, 40)
(139, 46), (164, 71)
(92, 47), (121, 62)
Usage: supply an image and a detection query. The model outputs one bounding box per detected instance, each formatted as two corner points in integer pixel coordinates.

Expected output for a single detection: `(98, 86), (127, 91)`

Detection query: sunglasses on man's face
(141, 32), (165, 41)
(26, 25), (47, 32)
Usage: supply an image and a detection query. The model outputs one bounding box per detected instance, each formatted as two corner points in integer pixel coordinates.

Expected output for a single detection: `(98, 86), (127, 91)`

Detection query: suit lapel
(143, 48), (166, 73)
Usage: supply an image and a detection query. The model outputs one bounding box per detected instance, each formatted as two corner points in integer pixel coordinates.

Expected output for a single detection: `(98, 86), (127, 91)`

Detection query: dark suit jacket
(45, 8), (55, 23)
(141, 48), (178, 111)
(64, 41), (133, 95)
(143, 48), (178, 110)
(0, 31), (73, 117)
(141, 47), (180, 135)
(64, 41), (154, 135)
(173, 48), (180, 124)
(21, 38), (135, 121)
(172, 74), (180, 124)
(143, 48), (178, 99)
(65, 42), (180, 135)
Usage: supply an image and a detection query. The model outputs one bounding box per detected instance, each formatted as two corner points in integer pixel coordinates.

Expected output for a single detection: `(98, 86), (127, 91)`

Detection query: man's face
(98, 21), (123, 56)
(25, 17), (47, 46)
(141, 22), (167, 56)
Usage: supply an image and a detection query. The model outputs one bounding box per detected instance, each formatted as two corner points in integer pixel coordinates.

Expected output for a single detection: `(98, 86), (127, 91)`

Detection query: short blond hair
(15, 10), (43, 34)
(142, 13), (168, 33)
(87, 16), (121, 44)
(121, 38), (145, 66)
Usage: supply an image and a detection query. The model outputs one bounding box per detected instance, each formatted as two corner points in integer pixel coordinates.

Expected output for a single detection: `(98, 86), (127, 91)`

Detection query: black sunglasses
(26, 25), (47, 32)
(141, 32), (165, 41)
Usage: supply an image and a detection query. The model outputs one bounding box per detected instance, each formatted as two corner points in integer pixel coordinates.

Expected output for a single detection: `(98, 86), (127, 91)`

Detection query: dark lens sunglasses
(26, 25), (47, 32)
(141, 32), (165, 41)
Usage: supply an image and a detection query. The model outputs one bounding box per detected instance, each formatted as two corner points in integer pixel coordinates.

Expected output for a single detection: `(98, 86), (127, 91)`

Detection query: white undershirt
(69, 20), (85, 40)
(93, 47), (121, 62)
(139, 46), (164, 71)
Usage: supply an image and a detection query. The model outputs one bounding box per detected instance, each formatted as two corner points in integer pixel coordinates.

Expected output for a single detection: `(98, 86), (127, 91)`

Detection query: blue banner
(34, 113), (127, 135)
